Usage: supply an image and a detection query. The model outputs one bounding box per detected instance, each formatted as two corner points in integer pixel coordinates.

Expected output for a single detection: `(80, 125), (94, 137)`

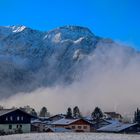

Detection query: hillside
(0, 25), (137, 97)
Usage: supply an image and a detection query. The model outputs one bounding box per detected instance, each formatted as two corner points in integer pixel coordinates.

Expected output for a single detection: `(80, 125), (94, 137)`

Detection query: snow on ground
(0, 133), (140, 140)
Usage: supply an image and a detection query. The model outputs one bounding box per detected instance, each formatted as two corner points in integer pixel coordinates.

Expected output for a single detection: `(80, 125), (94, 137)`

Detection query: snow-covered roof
(84, 115), (93, 121)
(0, 109), (15, 116)
(38, 117), (49, 119)
(97, 122), (137, 132)
(51, 118), (80, 125)
(31, 119), (51, 125)
(31, 119), (42, 124)
(104, 119), (120, 124)
(48, 114), (66, 119)
(0, 108), (35, 118)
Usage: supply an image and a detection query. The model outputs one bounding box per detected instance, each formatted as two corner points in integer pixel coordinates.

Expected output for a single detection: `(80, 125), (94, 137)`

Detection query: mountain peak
(0, 25), (27, 33)
(7, 25), (27, 33)
(59, 25), (93, 32)
(0, 25), (28, 39)
(57, 25), (94, 36)
(45, 25), (95, 42)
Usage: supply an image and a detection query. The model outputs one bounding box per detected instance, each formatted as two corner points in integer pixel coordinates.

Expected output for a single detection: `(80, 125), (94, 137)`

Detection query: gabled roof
(0, 109), (35, 118)
(0, 109), (16, 116)
(85, 118), (112, 126)
(104, 112), (122, 118)
(51, 118), (91, 126)
(47, 114), (66, 120)
(31, 119), (42, 124)
(51, 118), (79, 125)
(84, 115), (93, 121)
(38, 117), (49, 120)
(104, 119), (120, 124)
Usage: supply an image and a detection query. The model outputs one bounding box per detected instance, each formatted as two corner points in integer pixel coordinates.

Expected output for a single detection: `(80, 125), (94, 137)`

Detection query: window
(5, 117), (8, 121)
(17, 124), (22, 128)
(21, 116), (24, 121)
(10, 116), (13, 121)
(78, 126), (82, 129)
(9, 125), (12, 129)
(72, 126), (75, 129)
(83, 126), (87, 129)
(17, 116), (20, 121)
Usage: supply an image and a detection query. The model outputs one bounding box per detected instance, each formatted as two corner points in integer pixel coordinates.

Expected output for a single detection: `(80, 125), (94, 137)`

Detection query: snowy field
(0, 133), (140, 140)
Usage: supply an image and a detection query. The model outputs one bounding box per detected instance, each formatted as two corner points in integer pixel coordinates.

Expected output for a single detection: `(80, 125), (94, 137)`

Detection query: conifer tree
(39, 107), (48, 117)
(73, 106), (81, 118)
(66, 107), (72, 119)
(134, 108), (140, 124)
(91, 107), (103, 123)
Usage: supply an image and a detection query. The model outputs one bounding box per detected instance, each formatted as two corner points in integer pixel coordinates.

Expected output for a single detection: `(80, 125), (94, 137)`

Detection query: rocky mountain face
(0, 25), (137, 97)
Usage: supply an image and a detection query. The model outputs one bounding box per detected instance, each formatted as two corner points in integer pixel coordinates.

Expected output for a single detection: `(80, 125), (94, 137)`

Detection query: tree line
(66, 106), (103, 121)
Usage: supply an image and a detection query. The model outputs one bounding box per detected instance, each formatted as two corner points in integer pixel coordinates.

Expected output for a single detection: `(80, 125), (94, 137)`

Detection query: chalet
(0, 109), (34, 134)
(51, 118), (92, 132)
(104, 112), (122, 121)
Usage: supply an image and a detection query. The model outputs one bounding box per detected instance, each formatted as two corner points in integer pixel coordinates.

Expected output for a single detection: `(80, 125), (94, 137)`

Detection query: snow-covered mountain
(0, 25), (137, 97)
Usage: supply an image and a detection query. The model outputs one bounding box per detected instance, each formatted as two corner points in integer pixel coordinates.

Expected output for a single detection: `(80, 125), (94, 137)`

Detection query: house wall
(0, 124), (31, 133)
(69, 124), (90, 132)
(55, 124), (90, 132)
(70, 119), (91, 132)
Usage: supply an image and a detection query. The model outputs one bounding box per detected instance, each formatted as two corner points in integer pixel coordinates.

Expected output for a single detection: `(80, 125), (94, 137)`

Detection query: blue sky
(0, 0), (140, 49)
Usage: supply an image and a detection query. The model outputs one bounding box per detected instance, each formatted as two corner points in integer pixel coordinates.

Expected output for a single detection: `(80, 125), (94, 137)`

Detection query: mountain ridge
(0, 25), (137, 97)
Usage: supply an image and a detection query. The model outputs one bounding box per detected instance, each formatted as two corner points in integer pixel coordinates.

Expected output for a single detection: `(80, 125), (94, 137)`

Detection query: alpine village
(0, 105), (139, 135)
